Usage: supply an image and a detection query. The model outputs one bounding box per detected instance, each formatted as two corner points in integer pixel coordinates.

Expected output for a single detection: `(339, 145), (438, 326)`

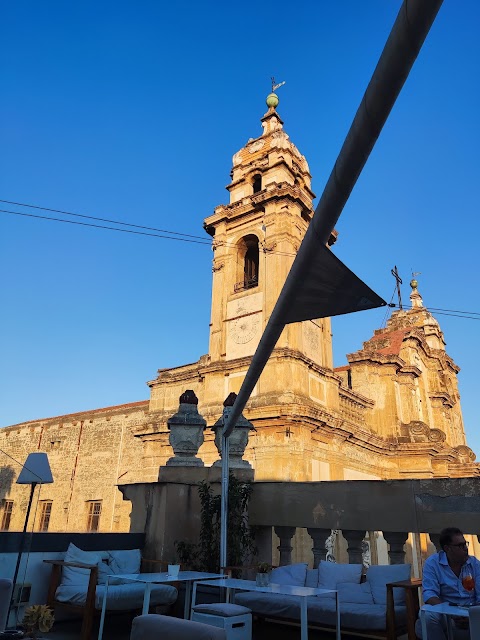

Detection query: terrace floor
(40, 613), (407, 640)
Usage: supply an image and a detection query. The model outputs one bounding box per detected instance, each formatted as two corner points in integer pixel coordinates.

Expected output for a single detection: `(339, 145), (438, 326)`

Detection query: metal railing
(234, 277), (258, 293)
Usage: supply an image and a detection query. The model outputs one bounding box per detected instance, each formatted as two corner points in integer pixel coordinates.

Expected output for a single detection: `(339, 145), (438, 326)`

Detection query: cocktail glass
(462, 574), (475, 604)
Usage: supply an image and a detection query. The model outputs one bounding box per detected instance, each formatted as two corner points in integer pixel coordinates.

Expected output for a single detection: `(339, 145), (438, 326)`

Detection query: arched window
(252, 174), (262, 194)
(244, 243), (259, 288)
(234, 235), (259, 292)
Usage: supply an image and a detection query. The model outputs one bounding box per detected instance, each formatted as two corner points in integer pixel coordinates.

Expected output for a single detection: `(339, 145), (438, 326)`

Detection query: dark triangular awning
(284, 244), (386, 324)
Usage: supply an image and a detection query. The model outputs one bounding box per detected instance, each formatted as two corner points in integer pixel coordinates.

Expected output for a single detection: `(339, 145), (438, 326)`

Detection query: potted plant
(256, 562), (272, 587)
(167, 556), (180, 579)
(21, 605), (54, 639)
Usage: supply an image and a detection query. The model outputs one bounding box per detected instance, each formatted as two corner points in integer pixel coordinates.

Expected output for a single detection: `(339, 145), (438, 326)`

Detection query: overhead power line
(0, 198), (300, 257)
(0, 209), (213, 246)
(424, 305), (480, 317)
(0, 198), (208, 241)
(389, 303), (480, 321)
(2, 205), (477, 321)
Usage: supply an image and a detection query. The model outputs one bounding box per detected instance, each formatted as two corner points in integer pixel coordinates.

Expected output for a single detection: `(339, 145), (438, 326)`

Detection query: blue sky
(1, 2), (479, 454)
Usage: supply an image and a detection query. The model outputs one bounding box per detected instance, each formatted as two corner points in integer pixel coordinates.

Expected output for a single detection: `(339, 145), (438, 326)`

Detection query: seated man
(416, 527), (480, 640)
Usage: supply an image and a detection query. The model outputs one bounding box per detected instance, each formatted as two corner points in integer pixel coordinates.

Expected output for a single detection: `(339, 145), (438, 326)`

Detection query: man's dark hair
(439, 527), (464, 550)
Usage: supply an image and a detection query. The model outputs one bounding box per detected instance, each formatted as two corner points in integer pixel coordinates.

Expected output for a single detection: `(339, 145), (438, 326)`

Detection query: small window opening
(1, 500), (14, 531)
(38, 501), (52, 532)
(87, 501), (102, 532)
(234, 235), (260, 292)
(244, 243), (259, 288)
(253, 174), (262, 194)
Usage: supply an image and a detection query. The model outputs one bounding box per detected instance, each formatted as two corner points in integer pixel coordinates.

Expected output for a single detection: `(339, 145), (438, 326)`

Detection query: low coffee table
(97, 570), (223, 640)
(420, 603), (470, 640)
(191, 577), (340, 640)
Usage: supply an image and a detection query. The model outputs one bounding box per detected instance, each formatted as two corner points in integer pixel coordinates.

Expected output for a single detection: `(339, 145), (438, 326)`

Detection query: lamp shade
(16, 452), (54, 485)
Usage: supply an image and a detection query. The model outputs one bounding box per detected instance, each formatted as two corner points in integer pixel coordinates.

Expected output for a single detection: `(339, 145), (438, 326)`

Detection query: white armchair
(469, 605), (480, 640)
(0, 579), (13, 631)
(130, 614), (227, 640)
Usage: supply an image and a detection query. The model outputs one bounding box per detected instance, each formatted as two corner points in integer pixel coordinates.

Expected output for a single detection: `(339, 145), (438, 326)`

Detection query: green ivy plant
(175, 473), (256, 573)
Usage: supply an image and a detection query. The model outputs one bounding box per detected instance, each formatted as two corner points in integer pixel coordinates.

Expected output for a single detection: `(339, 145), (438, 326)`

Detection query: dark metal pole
(7, 483), (37, 627)
(222, 0), (443, 440)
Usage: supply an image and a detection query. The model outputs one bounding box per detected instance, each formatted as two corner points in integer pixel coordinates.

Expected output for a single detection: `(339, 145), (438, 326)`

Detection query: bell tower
(204, 93), (333, 368)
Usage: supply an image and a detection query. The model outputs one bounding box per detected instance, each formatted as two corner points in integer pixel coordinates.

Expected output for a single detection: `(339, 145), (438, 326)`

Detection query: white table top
(421, 603), (470, 618)
(110, 571), (224, 584)
(197, 578), (336, 597)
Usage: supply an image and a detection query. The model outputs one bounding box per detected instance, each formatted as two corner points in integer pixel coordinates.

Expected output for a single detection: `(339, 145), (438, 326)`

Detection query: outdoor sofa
(233, 561), (420, 640)
(45, 543), (177, 640)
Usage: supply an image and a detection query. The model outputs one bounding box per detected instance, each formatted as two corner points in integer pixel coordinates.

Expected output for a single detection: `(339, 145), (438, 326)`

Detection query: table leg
(336, 592), (341, 640)
(445, 614), (453, 640)
(191, 581), (198, 616)
(405, 588), (417, 640)
(142, 583), (152, 616)
(420, 609), (428, 640)
(184, 582), (192, 620)
(97, 578), (109, 640)
(300, 597), (308, 640)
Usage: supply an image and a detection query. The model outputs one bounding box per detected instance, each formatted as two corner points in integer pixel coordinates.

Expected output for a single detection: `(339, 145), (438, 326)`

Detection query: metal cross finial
(391, 265), (403, 310)
(271, 76), (286, 92)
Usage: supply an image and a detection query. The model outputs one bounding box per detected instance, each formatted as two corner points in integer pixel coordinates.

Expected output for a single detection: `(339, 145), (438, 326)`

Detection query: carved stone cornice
(208, 184), (313, 227)
(429, 392), (455, 408)
(453, 445), (477, 463)
(400, 420), (447, 444)
(4, 400), (150, 432)
(396, 365), (422, 378)
(347, 351), (405, 369)
(212, 260), (225, 272)
(189, 347), (374, 410)
(228, 158), (314, 195)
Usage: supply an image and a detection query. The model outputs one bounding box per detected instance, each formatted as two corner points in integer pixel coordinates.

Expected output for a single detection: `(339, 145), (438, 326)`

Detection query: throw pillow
(61, 543), (102, 587)
(366, 563), (411, 605)
(337, 581), (374, 604)
(270, 563), (308, 586)
(305, 568), (319, 588)
(318, 560), (363, 589)
(109, 549), (142, 576)
(97, 555), (124, 585)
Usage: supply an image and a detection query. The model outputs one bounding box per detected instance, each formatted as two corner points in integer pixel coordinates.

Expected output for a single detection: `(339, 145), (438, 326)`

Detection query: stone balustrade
(338, 391), (370, 425)
(121, 474), (480, 572)
(248, 478), (480, 567)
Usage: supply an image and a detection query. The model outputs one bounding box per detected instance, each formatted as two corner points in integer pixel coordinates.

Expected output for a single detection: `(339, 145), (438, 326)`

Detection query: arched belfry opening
(252, 174), (262, 194)
(234, 235), (259, 292)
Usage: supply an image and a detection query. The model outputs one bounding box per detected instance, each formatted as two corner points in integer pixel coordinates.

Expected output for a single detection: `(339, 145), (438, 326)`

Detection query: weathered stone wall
(0, 402), (149, 533)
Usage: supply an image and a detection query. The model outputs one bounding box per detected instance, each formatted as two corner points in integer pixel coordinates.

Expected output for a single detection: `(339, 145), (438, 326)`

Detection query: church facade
(1, 95), (477, 534)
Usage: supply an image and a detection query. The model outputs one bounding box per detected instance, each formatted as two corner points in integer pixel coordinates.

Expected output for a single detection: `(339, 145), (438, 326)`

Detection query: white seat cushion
(55, 582), (177, 610)
(192, 603), (251, 617)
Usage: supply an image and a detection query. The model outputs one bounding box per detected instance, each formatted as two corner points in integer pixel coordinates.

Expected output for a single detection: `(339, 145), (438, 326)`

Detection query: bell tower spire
(204, 93), (333, 369)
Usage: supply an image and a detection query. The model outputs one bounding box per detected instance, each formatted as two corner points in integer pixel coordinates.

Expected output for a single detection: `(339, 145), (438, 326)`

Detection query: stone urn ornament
(166, 390), (206, 466)
(212, 393), (255, 469)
